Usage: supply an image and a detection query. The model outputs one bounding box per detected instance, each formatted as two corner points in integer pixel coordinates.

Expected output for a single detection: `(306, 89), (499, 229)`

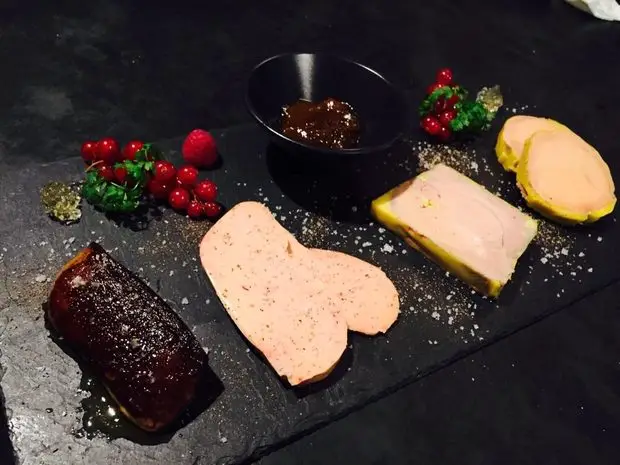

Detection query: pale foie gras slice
(495, 115), (567, 172)
(371, 164), (538, 298)
(517, 129), (616, 224)
(199, 201), (399, 385)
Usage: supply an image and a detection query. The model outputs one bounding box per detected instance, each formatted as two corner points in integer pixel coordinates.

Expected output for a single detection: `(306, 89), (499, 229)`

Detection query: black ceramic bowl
(246, 53), (407, 157)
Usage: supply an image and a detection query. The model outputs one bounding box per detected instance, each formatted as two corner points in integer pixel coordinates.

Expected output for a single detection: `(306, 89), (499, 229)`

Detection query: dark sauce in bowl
(281, 98), (361, 150)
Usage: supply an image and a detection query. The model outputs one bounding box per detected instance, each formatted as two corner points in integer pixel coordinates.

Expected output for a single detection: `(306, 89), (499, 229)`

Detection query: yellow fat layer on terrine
(371, 164), (538, 298)
(516, 130), (616, 225)
(495, 115), (567, 172)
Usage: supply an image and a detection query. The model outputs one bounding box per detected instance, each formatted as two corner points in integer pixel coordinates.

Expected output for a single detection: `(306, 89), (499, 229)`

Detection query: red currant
(194, 180), (218, 202)
(187, 200), (205, 219)
(98, 165), (116, 182)
(421, 116), (442, 136)
(433, 97), (447, 114)
(80, 141), (98, 164)
(203, 201), (222, 219)
(97, 138), (120, 165)
(437, 125), (452, 141)
(436, 68), (453, 86)
(446, 94), (460, 109)
(122, 140), (144, 161)
(176, 165), (199, 187)
(427, 83), (445, 96)
(147, 179), (172, 200)
(168, 187), (191, 211)
(153, 160), (177, 183)
(114, 166), (129, 184)
(439, 110), (457, 127)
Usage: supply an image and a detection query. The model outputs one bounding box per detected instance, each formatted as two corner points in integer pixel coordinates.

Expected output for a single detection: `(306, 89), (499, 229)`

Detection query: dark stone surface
(256, 280), (620, 465)
(0, 125), (618, 463)
(1, 1), (620, 464)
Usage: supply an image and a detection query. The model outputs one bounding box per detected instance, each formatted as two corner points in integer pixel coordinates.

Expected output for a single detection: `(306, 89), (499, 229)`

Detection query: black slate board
(0, 122), (619, 465)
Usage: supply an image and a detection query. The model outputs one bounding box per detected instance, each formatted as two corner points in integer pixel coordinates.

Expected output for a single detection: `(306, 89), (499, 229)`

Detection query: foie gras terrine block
(371, 164), (538, 298)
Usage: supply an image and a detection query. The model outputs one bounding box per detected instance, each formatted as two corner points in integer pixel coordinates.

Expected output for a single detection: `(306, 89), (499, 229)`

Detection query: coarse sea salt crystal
(381, 244), (394, 253)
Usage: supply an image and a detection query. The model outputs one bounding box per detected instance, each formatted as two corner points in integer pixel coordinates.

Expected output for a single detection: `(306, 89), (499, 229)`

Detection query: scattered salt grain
(169, 270), (175, 277)
(181, 297), (189, 305)
(381, 244), (394, 253)
(431, 311), (440, 321)
(35, 274), (47, 283)
(587, 268), (593, 273)
(597, 236), (603, 242)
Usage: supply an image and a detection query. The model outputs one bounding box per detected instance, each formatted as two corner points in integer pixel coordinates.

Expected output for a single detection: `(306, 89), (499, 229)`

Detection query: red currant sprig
(80, 135), (223, 220)
(146, 160), (221, 220)
(419, 68), (460, 141)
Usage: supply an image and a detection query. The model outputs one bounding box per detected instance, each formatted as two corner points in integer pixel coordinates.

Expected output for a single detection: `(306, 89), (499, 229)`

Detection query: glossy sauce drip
(281, 98), (361, 149)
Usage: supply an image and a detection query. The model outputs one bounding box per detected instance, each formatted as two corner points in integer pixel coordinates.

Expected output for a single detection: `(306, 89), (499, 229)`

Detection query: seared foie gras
(47, 243), (210, 432)
(199, 201), (399, 386)
(371, 164), (538, 298)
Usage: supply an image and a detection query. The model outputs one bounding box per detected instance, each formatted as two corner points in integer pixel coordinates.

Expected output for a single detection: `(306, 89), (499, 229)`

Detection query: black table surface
(1, 1), (619, 464)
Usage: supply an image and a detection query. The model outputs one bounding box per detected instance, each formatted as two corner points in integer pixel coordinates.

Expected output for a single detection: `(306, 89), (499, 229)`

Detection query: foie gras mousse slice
(199, 201), (399, 386)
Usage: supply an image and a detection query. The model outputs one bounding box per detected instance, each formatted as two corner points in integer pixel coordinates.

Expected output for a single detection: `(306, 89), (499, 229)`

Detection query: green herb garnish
(82, 143), (162, 213)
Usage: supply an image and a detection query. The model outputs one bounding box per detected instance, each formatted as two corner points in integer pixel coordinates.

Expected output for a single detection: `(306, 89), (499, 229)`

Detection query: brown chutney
(281, 98), (361, 149)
